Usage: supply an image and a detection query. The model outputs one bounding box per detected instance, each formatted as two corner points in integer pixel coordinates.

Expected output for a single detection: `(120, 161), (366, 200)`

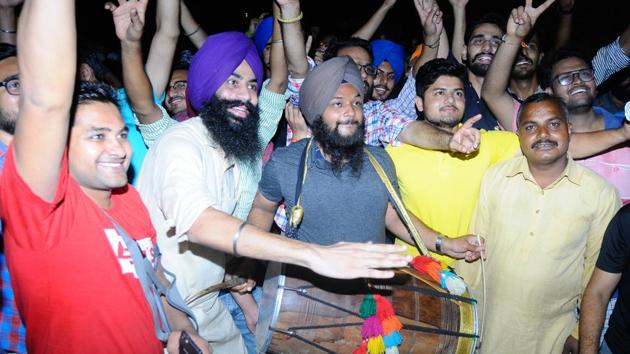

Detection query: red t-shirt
(0, 145), (162, 353)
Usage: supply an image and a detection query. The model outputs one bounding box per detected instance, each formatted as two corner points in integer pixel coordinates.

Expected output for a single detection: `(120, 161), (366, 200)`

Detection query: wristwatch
(435, 235), (444, 254)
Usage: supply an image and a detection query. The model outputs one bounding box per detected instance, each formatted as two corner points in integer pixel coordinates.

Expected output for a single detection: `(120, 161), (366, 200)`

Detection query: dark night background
(72, 0), (628, 69)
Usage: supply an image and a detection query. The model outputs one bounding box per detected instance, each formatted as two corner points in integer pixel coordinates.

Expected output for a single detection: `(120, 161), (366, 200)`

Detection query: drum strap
(286, 138), (314, 239)
(364, 149), (430, 256)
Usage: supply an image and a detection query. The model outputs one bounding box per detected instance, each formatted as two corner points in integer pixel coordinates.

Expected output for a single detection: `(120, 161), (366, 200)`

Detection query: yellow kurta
(386, 130), (520, 266)
(457, 156), (620, 354)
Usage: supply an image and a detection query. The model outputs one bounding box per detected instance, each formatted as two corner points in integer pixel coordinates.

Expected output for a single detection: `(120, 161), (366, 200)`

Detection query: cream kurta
(138, 117), (246, 354)
(457, 156), (619, 354)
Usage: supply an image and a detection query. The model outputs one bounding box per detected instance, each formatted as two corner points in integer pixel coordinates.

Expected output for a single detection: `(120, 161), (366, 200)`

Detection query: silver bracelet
(231, 222), (247, 257)
(435, 235), (444, 254)
(0, 28), (16, 34)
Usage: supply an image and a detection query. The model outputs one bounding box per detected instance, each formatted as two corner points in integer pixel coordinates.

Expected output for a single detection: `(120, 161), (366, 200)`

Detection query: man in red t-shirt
(0, 0), (207, 353)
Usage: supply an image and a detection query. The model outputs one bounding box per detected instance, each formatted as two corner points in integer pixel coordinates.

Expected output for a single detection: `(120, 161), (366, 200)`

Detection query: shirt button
(529, 232), (534, 236)
(535, 209), (540, 214)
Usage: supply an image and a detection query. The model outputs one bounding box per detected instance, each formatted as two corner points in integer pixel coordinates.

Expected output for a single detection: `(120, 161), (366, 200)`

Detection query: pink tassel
(361, 316), (384, 338)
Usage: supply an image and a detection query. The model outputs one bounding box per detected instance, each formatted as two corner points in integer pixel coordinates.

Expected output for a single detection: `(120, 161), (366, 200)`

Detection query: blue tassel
(383, 331), (403, 347)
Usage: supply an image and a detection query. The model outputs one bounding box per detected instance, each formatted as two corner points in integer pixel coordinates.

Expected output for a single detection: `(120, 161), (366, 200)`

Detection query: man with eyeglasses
(164, 56), (190, 122)
(0, 43), (25, 354)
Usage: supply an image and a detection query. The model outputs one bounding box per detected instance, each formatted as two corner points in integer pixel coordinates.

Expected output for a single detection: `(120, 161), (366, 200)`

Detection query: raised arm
(592, 24), (630, 86)
(569, 124), (630, 159)
(351, 0), (397, 40)
(180, 0), (207, 49)
(145, 0), (179, 99)
(448, 0), (468, 64)
(412, 0), (443, 76)
(554, 0), (574, 49)
(481, 0), (556, 131)
(0, 0), (22, 44)
(107, 0), (163, 125)
(398, 114), (481, 153)
(267, 0), (288, 94)
(13, 0), (75, 201)
(277, 0), (309, 79)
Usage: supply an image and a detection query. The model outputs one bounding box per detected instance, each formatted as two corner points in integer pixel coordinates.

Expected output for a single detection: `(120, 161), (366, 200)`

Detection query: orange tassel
(410, 255), (442, 283)
(381, 315), (403, 334)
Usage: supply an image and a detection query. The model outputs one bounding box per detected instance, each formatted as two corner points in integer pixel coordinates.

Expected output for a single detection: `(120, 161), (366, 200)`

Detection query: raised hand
(285, 103), (310, 141)
(105, 0), (149, 43)
(508, 0), (556, 39)
(449, 114), (481, 154)
(447, 0), (469, 10)
(558, 0), (574, 12)
(308, 242), (413, 279)
(414, 0), (443, 40)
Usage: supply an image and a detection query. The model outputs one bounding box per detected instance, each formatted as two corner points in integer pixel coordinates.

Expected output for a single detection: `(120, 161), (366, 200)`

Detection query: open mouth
(474, 54), (494, 64)
(568, 86), (589, 95)
(515, 57), (532, 66)
(228, 105), (250, 118)
(374, 86), (388, 94)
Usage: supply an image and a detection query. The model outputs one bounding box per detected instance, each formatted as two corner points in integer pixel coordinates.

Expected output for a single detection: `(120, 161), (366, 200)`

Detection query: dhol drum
(256, 262), (478, 354)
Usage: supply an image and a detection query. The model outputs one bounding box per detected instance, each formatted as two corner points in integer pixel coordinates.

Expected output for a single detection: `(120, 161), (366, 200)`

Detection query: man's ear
(415, 96), (424, 112)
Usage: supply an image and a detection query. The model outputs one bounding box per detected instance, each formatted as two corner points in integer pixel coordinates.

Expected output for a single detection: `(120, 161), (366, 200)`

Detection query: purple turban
(186, 31), (263, 115)
(371, 39), (406, 83)
(299, 56), (364, 125)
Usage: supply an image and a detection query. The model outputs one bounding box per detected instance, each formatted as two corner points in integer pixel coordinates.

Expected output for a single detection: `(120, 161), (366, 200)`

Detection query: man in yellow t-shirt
(386, 59), (520, 266)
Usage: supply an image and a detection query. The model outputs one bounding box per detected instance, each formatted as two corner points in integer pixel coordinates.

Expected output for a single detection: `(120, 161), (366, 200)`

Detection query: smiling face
(416, 75), (465, 128)
(337, 46), (374, 100)
(321, 83), (364, 137)
(550, 57), (596, 114)
(463, 23), (504, 77)
(511, 34), (541, 80)
(214, 60), (259, 121)
(164, 69), (189, 115)
(68, 101), (131, 196)
(517, 99), (570, 169)
(372, 61), (396, 101)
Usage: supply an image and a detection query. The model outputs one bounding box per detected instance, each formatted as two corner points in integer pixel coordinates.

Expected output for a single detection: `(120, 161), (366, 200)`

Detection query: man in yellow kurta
(459, 93), (619, 353)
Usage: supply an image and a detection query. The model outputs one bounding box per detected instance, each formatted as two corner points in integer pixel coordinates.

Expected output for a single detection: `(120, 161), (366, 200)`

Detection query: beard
(566, 95), (595, 114)
(466, 53), (493, 77)
(311, 116), (365, 177)
(511, 56), (536, 80)
(0, 108), (17, 135)
(199, 96), (261, 164)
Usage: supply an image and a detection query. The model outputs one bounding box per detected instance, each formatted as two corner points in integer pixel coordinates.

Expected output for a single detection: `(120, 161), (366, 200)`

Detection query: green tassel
(360, 294), (376, 318)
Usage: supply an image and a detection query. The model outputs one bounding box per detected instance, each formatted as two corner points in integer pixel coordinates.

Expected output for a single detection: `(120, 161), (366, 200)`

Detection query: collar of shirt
(506, 155), (583, 188)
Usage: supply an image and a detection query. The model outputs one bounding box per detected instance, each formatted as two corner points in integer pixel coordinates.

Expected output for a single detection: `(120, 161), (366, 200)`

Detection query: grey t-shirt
(258, 139), (399, 246)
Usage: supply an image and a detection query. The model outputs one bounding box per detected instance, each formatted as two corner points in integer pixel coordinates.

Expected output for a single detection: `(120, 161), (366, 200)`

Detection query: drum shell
(256, 263), (478, 354)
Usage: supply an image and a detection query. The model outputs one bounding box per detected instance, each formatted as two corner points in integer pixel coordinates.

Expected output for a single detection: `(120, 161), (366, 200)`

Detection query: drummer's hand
(166, 330), (211, 354)
(442, 235), (485, 262)
(225, 273), (255, 294)
(307, 242), (413, 279)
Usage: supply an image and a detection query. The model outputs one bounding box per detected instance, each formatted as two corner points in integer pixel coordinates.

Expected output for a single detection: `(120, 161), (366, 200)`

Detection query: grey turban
(299, 56), (364, 125)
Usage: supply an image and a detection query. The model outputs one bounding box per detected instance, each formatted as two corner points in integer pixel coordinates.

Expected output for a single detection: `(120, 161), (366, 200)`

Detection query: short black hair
(415, 59), (467, 97)
(323, 37), (373, 63)
(539, 48), (591, 89)
(70, 81), (119, 125)
(173, 48), (194, 71)
(516, 92), (569, 126)
(78, 46), (110, 82)
(0, 43), (17, 62)
(464, 13), (506, 44)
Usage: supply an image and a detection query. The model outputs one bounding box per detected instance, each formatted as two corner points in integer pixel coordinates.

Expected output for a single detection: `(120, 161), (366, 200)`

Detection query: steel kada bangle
(231, 222), (248, 257)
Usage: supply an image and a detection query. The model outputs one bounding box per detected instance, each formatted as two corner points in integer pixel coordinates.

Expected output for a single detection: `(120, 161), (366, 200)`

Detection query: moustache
(531, 139), (558, 149)
(515, 55), (533, 65)
(473, 52), (494, 61)
(168, 96), (184, 104)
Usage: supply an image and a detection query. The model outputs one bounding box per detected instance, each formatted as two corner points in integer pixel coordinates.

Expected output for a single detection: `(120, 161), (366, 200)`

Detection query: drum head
(256, 261), (284, 353)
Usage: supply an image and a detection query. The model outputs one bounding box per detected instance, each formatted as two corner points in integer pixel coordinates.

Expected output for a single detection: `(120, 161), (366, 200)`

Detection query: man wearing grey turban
(249, 56), (484, 259)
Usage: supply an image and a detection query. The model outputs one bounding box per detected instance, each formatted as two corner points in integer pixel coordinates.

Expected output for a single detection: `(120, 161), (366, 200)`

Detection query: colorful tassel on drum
(360, 294), (377, 318)
(385, 346), (400, 354)
(440, 270), (467, 296)
(353, 340), (367, 354)
(373, 294), (404, 351)
(410, 255), (443, 283)
(367, 336), (385, 354)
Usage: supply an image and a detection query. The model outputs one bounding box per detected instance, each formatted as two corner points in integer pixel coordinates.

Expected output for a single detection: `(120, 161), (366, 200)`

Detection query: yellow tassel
(367, 336), (385, 354)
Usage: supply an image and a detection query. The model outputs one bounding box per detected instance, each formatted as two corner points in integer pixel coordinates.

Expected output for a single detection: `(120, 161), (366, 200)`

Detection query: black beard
(311, 117), (365, 177)
(199, 96), (261, 164)
(0, 108), (16, 135)
(467, 60), (489, 77)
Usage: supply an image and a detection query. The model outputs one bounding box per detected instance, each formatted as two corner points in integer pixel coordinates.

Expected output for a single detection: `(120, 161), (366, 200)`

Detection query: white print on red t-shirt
(103, 228), (156, 278)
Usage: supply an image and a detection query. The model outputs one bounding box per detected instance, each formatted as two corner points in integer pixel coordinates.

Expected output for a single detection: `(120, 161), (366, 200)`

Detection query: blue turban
(371, 39), (406, 83)
(187, 31), (263, 114)
(254, 16), (274, 57)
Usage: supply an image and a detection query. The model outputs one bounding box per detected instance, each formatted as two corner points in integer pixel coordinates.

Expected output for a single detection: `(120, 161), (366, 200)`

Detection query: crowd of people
(0, 0), (628, 353)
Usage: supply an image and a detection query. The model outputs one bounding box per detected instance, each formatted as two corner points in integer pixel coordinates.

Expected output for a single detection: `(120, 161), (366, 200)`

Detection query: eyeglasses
(468, 36), (503, 49)
(553, 69), (594, 86)
(0, 77), (19, 95)
(168, 80), (188, 91)
(375, 68), (395, 81)
(357, 63), (377, 77)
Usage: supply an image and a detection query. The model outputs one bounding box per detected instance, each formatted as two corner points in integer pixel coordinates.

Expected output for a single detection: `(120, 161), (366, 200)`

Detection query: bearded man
(248, 56), (484, 258)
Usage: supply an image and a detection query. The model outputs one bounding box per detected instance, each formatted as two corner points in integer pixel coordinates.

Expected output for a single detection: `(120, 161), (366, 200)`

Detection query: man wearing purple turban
(138, 31), (415, 354)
